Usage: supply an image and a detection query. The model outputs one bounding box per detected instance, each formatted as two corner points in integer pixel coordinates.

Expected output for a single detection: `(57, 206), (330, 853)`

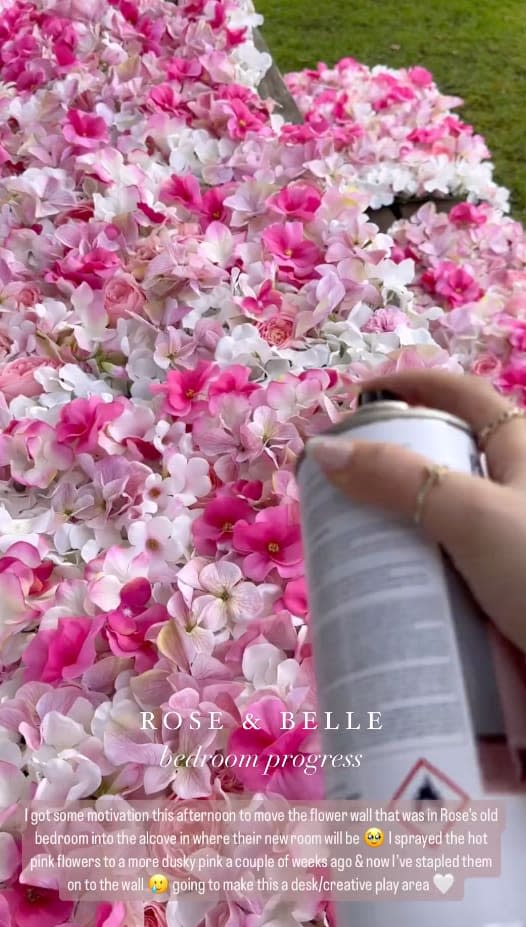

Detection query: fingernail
(307, 436), (354, 472)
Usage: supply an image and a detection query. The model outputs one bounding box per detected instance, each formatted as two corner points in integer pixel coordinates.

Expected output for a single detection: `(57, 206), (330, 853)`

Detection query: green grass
(256, 0), (526, 222)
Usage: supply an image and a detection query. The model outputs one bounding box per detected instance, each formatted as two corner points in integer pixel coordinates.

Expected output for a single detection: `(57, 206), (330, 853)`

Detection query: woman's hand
(306, 369), (526, 655)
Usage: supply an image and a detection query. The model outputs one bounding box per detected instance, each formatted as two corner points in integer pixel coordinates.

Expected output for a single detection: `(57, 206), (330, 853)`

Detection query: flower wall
(0, 0), (525, 925)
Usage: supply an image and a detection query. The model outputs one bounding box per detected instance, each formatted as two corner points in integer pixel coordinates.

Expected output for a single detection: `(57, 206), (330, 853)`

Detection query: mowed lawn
(256, 0), (526, 222)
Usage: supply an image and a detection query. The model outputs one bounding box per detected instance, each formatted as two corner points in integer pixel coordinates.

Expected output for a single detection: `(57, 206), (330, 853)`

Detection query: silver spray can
(296, 389), (525, 926)
(297, 388), (504, 802)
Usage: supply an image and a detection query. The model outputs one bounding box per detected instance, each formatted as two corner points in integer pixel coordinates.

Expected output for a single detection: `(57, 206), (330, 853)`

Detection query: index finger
(361, 369), (526, 486)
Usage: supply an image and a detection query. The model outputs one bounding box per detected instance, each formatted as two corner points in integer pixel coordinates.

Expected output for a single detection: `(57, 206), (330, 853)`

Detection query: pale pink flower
(128, 515), (192, 564)
(0, 357), (59, 402)
(177, 560), (262, 630)
(470, 353), (503, 378)
(0, 420), (74, 489)
(103, 275), (146, 324)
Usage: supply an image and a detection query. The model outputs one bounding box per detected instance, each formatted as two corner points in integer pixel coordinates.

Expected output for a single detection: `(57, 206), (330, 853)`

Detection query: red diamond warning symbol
(388, 758), (470, 838)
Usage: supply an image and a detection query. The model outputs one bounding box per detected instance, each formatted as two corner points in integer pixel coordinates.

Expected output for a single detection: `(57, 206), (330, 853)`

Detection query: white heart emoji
(434, 873), (454, 895)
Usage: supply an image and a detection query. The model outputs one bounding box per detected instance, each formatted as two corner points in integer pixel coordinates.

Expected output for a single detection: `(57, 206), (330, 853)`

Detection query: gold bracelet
(414, 464), (449, 526)
(477, 407), (526, 452)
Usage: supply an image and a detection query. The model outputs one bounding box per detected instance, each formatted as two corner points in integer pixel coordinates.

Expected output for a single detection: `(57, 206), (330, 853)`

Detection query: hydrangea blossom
(0, 0), (525, 925)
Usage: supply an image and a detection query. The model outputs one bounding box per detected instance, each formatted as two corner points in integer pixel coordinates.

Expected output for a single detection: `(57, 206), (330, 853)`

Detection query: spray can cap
(358, 388), (401, 407)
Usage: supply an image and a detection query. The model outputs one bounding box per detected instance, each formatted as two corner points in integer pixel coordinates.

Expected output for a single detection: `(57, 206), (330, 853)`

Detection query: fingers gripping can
(297, 390), (506, 805)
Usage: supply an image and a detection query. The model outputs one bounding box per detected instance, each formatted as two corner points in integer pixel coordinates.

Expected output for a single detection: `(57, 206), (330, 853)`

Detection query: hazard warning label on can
(389, 757), (470, 837)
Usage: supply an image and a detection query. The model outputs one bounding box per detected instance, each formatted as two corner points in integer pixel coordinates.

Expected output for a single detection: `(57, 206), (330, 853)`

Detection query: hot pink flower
(63, 109), (109, 149)
(22, 615), (106, 684)
(233, 506), (303, 581)
(105, 599), (167, 671)
(497, 362), (526, 404)
(228, 697), (322, 798)
(407, 66), (433, 86)
(225, 99), (267, 139)
(0, 357), (59, 402)
(208, 365), (258, 413)
(192, 496), (255, 557)
(267, 184), (322, 220)
(509, 323), (526, 352)
(1, 884), (73, 927)
(56, 396), (124, 455)
(159, 173), (202, 210)
(282, 577), (309, 618)
(262, 223), (323, 276)
(48, 248), (121, 289)
(151, 361), (218, 418)
(421, 261), (483, 307)
(449, 203), (487, 227)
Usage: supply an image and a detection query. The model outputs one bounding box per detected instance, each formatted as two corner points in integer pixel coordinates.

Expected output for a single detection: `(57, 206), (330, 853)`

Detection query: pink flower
(262, 223), (323, 276)
(421, 261), (484, 307)
(150, 361), (218, 418)
(159, 173), (202, 210)
(0, 357), (59, 402)
(21, 615), (106, 684)
(233, 506), (303, 581)
(208, 365), (258, 413)
(283, 577), (309, 617)
(267, 184), (322, 220)
(166, 56), (203, 81)
(497, 362), (526, 404)
(228, 697), (322, 798)
(63, 109), (109, 149)
(56, 396), (124, 454)
(257, 315), (294, 347)
(225, 99), (267, 139)
(240, 280), (282, 319)
(48, 248), (121, 289)
(144, 904), (167, 927)
(407, 66), (433, 87)
(192, 496), (255, 557)
(103, 275), (145, 324)
(361, 307), (408, 333)
(1, 884), (73, 927)
(178, 560), (262, 630)
(449, 203), (487, 227)
(0, 420), (74, 489)
(505, 321), (526, 352)
(471, 353), (503, 378)
(105, 597), (167, 671)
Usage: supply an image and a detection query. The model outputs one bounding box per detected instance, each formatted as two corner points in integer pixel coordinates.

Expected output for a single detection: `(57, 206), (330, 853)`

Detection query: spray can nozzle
(358, 388), (401, 407)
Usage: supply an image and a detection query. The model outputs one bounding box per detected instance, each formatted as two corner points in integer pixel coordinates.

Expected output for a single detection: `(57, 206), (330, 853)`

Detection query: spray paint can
(295, 389), (526, 925)
(296, 387), (509, 801)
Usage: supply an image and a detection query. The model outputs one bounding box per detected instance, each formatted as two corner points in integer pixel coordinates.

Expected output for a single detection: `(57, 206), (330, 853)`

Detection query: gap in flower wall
(0, 0), (525, 926)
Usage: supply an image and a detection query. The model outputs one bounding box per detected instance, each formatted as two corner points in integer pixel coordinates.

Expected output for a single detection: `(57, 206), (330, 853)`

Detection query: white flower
(128, 515), (192, 563)
(242, 642), (287, 689)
